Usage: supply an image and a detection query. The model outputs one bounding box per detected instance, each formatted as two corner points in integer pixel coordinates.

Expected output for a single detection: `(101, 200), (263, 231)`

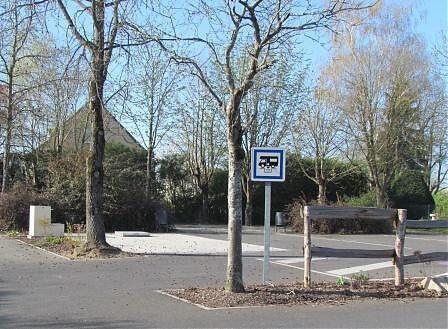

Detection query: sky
(302, 0), (447, 74)
(42, 0), (448, 152)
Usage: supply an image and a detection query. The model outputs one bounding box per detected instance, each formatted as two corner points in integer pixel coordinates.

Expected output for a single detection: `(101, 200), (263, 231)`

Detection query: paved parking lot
(1, 228), (447, 328)
(107, 226), (447, 282)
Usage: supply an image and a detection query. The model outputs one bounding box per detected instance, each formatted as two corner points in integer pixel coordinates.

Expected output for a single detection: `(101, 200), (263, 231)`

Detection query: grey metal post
(263, 181), (271, 284)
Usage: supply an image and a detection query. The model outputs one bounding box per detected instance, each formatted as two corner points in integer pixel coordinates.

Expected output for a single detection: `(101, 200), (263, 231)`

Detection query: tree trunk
(317, 178), (326, 205)
(85, 76), (108, 248)
(244, 179), (254, 226)
(225, 105), (245, 293)
(144, 145), (155, 230)
(200, 184), (210, 222)
(2, 74), (14, 194)
(374, 184), (389, 208)
(85, 2), (109, 249)
(1, 110), (12, 193)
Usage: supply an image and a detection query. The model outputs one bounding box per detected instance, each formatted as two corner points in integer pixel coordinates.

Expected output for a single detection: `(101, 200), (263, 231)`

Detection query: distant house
(43, 107), (143, 153)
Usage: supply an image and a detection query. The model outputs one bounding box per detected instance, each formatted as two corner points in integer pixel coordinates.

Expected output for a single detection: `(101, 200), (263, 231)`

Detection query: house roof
(42, 106), (144, 152)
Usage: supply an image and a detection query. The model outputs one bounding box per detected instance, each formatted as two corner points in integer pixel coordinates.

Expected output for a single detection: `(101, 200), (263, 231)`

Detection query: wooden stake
(394, 209), (407, 287)
(303, 206), (311, 288)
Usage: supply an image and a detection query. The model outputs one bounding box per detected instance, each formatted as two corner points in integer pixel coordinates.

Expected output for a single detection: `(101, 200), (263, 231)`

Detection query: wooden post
(394, 209), (407, 287)
(303, 206), (311, 288)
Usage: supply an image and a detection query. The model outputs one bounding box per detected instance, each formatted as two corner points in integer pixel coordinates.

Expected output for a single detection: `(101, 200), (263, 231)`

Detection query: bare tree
(53, 0), (140, 249)
(178, 82), (226, 222)
(324, 5), (436, 207)
(25, 41), (87, 154)
(414, 73), (448, 193)
(138, 0), (377, 292)
(241, 60), (305, 225)
(0, 0), (40, 193)
(121, 45), (178, 203)
(293, 87), (347, 204)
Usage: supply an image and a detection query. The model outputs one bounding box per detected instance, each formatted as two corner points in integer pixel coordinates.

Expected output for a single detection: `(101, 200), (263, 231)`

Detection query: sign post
(263, 181), (271, 283)
(251, 147), (286, 284)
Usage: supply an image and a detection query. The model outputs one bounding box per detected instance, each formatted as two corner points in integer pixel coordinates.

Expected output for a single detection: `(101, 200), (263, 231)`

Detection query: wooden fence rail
(303, 206), (407, 288)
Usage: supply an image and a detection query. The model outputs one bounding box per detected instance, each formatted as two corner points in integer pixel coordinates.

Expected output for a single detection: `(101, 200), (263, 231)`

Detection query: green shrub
(158, 153), (199, 222)
(344, 191), (377, 207)
(434, 191), (448, 218)
(208, 169), (228, 224)
(336, 276), (349, 286)
(45, 236), (64, 245)
(389, 170), (434, 219)
(39, 143), (156, 232)
(6, 230), (20, 237)
(350, 271), (369, 284)
(103, 143), (155, 231)
(251, 155), (369, 225)
(43, 152), (86, 226)
(287, 200), (392, 234)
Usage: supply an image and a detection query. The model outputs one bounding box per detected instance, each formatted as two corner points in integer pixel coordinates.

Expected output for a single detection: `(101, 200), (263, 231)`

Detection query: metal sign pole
(263, 181), (271, 284)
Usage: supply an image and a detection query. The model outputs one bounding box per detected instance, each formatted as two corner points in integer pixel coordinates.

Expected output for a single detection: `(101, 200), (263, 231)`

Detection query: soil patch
(15, 235), (139, 260)
(164, 280), (447, 308)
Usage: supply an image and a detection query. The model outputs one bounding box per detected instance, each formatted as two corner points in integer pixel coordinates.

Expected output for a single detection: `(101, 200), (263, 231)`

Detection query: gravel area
(165, 280), (447, 308)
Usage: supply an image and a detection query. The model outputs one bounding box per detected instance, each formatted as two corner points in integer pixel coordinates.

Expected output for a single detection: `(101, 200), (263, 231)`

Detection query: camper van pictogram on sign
(251, 147), (286, 182)
(258, 155), (279, 173)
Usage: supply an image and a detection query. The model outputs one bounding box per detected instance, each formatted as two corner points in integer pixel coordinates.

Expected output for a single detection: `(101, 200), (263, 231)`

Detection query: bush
(250, 155), (369, 225)
(158, 153), (204, 223)
(208, 169), (228, 224)
(40, 143), (156, 231)
(434, 191), (448, 218)
(0, 185), (48, 231)
(344, 191), (377, 207)
(286, 199), (392, 234)
(103, 143), (155, 231)
(43, 152), (86, 225)
(389, 170), (435, 219)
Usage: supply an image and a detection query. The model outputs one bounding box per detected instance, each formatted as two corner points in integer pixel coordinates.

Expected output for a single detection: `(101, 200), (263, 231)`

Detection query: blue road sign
(251, 147), (286, 182)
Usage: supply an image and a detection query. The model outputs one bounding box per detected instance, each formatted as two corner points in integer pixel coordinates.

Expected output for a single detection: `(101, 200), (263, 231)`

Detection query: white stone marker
(28, 205), (64, 238)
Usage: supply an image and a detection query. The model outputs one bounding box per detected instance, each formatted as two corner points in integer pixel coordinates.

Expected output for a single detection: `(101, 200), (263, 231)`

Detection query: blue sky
(303, 0), (447, 73)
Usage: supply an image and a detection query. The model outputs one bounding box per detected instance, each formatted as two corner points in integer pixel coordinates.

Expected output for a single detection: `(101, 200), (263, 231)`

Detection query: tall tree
(54, 0), (134, 249)
(122, 45), (178, 203)
(143, 0), (376, 292)
(324, 5), (436, 207)
(0, 0), (40, 192)
(293, 87), (347, 204)
(178, 82), (226, 222)
(241, 60), (305, 224)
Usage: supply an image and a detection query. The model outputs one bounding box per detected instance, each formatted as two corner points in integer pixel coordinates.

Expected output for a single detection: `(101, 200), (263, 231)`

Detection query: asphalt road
(1, 230), (447, 328)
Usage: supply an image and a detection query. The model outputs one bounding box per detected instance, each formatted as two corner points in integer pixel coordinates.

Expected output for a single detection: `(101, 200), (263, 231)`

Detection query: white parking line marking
(257, 257), (326, 264)
(268, 261), (341, 278)
(327, 261), (392, 276)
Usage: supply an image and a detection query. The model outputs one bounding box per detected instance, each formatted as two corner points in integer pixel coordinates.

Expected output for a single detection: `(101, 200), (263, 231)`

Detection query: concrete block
(420, 276), (448, 293)
(29, 206), (52, 237)
(114, 231), (151, 237)
(28, 205), (64, 237)
(48, 223), (65, 237)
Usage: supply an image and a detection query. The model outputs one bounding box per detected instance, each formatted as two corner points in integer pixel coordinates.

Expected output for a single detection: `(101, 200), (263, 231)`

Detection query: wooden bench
(302, 206), (407, 288)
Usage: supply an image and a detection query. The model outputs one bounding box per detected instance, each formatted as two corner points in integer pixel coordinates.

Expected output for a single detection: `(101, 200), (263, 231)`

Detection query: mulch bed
(164, 280), (447, 308)
(15, 235), (139, 260)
